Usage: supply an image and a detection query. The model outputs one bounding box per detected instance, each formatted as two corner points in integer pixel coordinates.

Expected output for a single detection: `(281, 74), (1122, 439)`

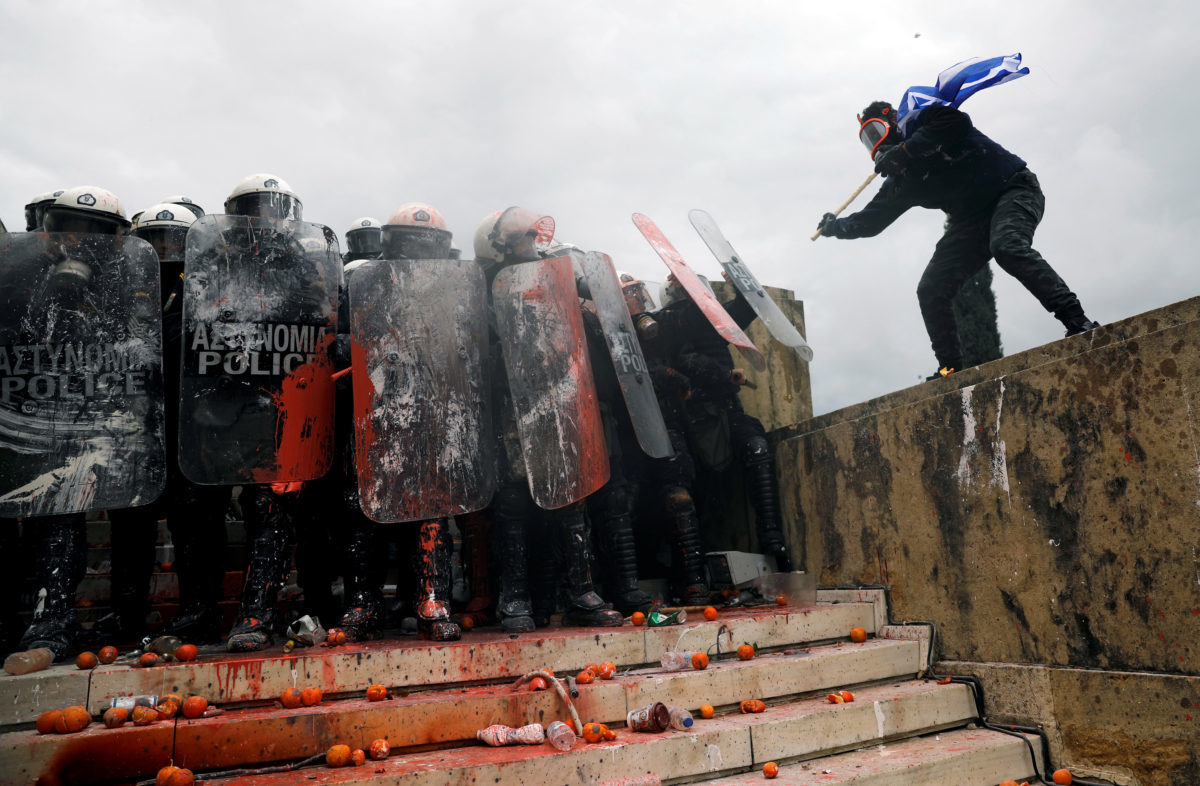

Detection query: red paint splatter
(253, 333), (335, 482)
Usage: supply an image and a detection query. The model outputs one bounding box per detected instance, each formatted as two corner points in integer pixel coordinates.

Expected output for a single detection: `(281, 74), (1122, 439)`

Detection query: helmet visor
(226, 192), (302, 221)
(135, 225), (189, 263)
(621, 281), (657, 316)
(346, 227), (383, 256)
(859, 118), (892, 159)
(43, 209), (125, 235)
(382, 226), (452, 259)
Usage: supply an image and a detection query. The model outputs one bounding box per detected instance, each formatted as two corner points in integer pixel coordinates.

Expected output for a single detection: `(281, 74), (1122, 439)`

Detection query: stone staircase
(0, 590), (1044, 785)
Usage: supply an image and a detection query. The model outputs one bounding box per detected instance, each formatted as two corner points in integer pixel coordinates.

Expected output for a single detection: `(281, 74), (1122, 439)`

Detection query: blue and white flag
(896, 53), (1030, 137)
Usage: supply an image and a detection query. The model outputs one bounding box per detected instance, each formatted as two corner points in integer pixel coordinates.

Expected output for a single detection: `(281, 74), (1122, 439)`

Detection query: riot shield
(348, 258), (494, 522)
(179, 215), (340, 485)
(578, 251), (673, 459)
(689, 209), (814, 362)
(631, 212), (765, 371)
(0, 233), (165, 517)
(492, 255), (610, 509)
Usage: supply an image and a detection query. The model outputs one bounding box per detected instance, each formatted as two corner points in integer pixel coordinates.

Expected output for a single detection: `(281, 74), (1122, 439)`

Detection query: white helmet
(161, 194), (205, 219)
(383, 202), (452, 259)
(224, 173), (302, 220)
(25, 189), (65, 231)
(43, 185), (131, 234)
(662, 273), (712, 307)
(472, 207), (555, 265)
(347, 216), (383, 234)
(134, 202), (197, 263)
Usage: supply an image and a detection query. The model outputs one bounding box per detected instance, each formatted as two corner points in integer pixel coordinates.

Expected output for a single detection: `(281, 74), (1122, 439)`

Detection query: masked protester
(343, 217), (383, 264)
(17, 186), (131, 660)
(475, 209), (623, 631)
(817, 101), (1100, 379)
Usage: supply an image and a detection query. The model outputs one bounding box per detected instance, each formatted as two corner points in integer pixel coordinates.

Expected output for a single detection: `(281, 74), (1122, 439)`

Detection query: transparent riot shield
(179, 215), (340, 485)
(492, 255), (610, 509)
(0, 233), (165, 516)
(348, 258), (494, 522)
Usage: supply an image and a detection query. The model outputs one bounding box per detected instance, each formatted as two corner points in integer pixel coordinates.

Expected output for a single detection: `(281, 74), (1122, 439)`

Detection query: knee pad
(743, 435), (772, 466)
(663, 486), (694, 515)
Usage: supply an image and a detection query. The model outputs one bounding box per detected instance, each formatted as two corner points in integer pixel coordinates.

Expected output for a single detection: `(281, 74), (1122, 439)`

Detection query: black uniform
(822, 105), (1093, 372)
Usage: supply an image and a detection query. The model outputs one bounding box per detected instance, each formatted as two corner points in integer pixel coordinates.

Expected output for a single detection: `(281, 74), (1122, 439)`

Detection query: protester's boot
(227, 488), (292, 652)
(492, 485), (535, 633)
(20, 514), (88, 661)
(558, 503), (623, 627)
(663, 486), (711, 607)
(413, 518), (460, 641)
(1059, 306), (1101, 337)
(743, 436), (794, 573)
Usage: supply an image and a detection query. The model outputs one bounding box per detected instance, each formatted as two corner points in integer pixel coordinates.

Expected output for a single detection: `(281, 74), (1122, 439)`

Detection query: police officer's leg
(164, 482), (231, 643)
(729, 406), (793, 572)
(916, 217), (992, 373)
(227, 485), (295, 652)
(989, 170), (1095, 332)
(100, 506), (159, 642)
(20, 514), (88, 660)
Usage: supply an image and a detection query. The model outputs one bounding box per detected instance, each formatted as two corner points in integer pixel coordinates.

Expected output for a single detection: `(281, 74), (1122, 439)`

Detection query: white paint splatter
(873, 700), (887, 738)
(956, 385), (977, 487)
(705, 743), (723, 770)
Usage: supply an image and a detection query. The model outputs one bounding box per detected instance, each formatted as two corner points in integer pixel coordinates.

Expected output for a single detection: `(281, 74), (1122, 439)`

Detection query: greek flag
(896, 53), (1030, 137)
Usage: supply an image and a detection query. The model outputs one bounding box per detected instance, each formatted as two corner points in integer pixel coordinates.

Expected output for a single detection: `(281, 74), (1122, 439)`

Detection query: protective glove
(816, 212), (839, 238)
(873, 144), (912, 177)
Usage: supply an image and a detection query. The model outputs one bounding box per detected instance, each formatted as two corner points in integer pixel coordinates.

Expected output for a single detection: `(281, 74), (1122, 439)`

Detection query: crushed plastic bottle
(545, 720), (576, 751)
(667, 707), (694, 730)
(658, 650), (701, 671)
(647, 609), (686, 627)
(477, 723), (545, 746)
(3, 648), (53, 675)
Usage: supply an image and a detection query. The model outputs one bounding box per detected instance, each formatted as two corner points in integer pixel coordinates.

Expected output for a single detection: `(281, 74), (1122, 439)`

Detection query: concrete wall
(773, 297), (1200, 785)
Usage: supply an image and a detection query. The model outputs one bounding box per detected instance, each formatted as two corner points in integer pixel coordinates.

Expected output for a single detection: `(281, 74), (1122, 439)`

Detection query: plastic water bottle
(668, 707), (694, 731)
(3, 648), (53, 675)
(659, 650), (692, 671)
(545, 720), (576, 751)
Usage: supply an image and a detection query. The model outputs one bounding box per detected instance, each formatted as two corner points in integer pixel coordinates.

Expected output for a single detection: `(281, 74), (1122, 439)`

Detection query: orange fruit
(36, 710), (63, 734)
(280, 688), (303, 708)
(737, 644), (755, 660)
(691, 652), (709, 670)
(132, 705), (158, 726)
(529, 676), (548, 691)
(699, 704), (715, 719)
(460, 615), (475, 630)
(1000, 781), (1021, 786)
(602, 726), (617, 741)
(763, 761), (779, 779)
(156, 766), (181, 786)
(368, 738), (390, 760)
(739, 699), (765, 714)
(849, 627), (867, 643)
(138, 652), (159, 667)
(156, 695), (182, 719)
(585, 662), (601, 676)
(775, 594), (787, 606)
(597, 662), (616, 679)
(300, 687), (323, 706)
(703, 606), (718, 621)
(839, 690), (855, 703)
(365, 684), (387, 702)
(175, 644), (198, 662)
(631, 611), (646, 626)
(326, 744), (352, 767)
(97, 645), (119, 664)
(163, 769), (194, 786)
(181, 696), (208, 719)
(582, 722), (604, 743)
(76, 651), (98, 670)
(351, 749), (366, 766)
(827, 693), (845, 704)
(103, 707), (129, 728)
(576, 669), (595, 684)
(55, 705), (91, 733)
(1053, 771), (1073, 785)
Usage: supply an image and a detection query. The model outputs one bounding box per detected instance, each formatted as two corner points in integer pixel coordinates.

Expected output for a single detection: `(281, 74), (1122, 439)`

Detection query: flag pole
(811, 171), (877, 241)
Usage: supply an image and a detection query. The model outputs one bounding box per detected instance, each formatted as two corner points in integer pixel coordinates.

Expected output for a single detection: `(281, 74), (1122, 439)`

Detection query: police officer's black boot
(458, 510), (493, 628)
(528, 513), (560, 628)
(558, 503), (623, 627)
(164, 485), (230, 643)
(338, 517), (384, 642)
(492, 484), (535, 633)
(20, 514), (88, 661)
(88, 508), (156, 645)
(227, 487), (292, 652)
(743, 436), (794, 573)
(663, 487), (711, 606)
(597, 486), (654, 617)
(413, 518), (460, 641)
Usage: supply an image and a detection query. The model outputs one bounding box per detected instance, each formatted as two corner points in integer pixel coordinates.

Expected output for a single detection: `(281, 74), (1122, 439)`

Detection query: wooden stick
(811, 171), (878, 240)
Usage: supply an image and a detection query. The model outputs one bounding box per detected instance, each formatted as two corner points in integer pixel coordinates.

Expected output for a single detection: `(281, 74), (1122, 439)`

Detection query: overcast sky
(2, 1), (1195, 415)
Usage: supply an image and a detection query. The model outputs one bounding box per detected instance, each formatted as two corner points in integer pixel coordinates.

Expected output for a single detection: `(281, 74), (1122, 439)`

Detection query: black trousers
(916, 169), (1085, 370)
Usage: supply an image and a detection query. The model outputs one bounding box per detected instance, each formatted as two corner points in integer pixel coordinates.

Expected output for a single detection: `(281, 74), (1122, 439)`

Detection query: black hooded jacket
(826, 105), (1027, 238)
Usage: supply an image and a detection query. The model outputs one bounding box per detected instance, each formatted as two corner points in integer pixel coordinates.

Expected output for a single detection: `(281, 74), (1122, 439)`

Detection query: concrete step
(700, 727), (1043, 785)
(188, 680), (978, 786)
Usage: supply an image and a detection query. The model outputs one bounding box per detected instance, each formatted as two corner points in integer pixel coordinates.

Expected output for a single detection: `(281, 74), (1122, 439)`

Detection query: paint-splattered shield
(348, 258), (494, 523)
(578, 251), (673, 459)
(0, 233), (165, 517)
(492, 255), (610, 510)
(179, 215), (340, 485)
(688, 209), (814, 362)
(631, 213), (766, 371)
